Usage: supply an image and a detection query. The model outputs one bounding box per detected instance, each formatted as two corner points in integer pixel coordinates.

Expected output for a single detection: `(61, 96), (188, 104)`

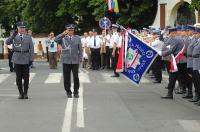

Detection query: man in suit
(54, 24), (83, 98)
(6, 22), (34, 99)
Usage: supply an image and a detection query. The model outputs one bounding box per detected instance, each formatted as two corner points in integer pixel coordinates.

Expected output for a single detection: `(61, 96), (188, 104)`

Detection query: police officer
(6, 22), (34, 99)
(54, 24), (83, 98)
(7, 43), (14, 72)
(186, 26), (199, 102)
(110, 24), (119, 77)
(89, 29), (102, 70)
(159, 28), (188, 99)
(192, 29), (200, 105)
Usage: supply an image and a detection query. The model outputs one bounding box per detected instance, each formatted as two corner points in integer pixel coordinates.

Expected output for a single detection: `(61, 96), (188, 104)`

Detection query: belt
(193, 55), (200, 58)
(187, 54), (192, 57)
(14, 50), (29, 53)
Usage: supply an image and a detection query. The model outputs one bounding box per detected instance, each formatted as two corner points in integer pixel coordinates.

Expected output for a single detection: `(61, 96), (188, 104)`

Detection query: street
(1, 61), (200, 132)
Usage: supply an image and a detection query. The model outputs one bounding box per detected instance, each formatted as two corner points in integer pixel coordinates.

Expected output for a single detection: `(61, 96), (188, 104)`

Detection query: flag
(116, 32), (126, 72)
(117, 31), (158, 86)
(106, 0), (119, 13)
(107, 0), (113, 12)
(170, 44), (185, 72)
(113, 0), (119, 13)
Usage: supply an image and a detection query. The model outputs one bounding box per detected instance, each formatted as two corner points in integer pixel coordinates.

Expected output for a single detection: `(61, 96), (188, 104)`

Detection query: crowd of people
(137, 24), (200, 106)
(5, 21), (200, 103)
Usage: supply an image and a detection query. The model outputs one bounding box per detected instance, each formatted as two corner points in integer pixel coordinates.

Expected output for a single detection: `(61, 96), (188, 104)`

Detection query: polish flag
(170, 45), (185, 72)
(116, 31), (126, 72)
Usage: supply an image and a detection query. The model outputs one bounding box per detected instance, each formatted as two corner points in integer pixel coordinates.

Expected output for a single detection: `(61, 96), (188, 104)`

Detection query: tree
(0, 0), (158, 36)
(190, 0), (200, 10)
(89, 0), (158, 29)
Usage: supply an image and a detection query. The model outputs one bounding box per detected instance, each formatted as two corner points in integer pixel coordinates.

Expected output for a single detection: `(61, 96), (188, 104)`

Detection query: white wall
(153, 0), (194, 28)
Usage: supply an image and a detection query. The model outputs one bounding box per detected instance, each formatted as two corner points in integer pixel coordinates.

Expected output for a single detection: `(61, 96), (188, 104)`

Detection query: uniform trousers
(167, 63), (192, 95)
(63, 64), (79, 95)
(91, 48), (100, 70)
(106, 46), (111, 69)
(112, 48), (119, 76)
(14, 64), (30, 95)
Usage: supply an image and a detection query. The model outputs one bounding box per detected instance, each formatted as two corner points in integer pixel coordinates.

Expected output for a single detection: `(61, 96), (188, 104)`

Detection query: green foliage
(0, 0), (158, 36)
(190, 0), (200, 10)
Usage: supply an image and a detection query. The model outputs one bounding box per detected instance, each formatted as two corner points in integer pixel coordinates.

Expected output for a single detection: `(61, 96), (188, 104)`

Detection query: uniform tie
(94, 37), (96, 47)
(20, 34), (23, 41)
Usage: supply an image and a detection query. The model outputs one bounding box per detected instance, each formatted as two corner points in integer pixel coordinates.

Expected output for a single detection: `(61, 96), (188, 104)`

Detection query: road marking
(14, 73), (36, 85)
(0, 94), (18, 97)
(79, 72), (91, 83)
(29, 73), (36, 83)
(0, 74), (11, 84)
(45, 73), (62, 84)
(77, 86), (85, 128)
(178, 120), (200, 131)
(62, 98), (74, 132)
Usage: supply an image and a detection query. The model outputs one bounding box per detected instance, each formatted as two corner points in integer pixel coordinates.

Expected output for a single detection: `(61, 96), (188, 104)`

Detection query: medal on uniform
(62, 38), (71, 51)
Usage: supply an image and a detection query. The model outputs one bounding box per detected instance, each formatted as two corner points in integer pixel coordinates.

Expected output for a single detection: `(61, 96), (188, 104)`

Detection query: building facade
(153, 0), (200, 28)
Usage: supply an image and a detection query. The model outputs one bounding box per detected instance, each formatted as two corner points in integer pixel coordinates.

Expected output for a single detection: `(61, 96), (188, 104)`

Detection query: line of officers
(81, 24), (123, 77)
(146, 25), (200, 106)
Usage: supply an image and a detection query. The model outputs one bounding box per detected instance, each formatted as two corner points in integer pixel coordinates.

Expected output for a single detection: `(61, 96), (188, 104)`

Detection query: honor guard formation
(3, 21), (200, 108)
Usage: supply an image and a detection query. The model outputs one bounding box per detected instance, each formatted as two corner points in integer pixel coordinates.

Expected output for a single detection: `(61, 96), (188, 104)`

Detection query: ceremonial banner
(117, 32), (158, 86)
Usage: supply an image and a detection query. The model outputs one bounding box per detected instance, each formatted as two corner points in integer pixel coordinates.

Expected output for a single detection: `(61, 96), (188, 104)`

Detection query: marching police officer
(54, 24), (83, 98)
(6, 22), (34, 99)
(89, 29), (102, 70)
(110, 24), (120, 77)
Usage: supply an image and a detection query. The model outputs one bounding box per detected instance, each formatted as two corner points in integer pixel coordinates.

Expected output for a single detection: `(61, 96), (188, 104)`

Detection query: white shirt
(109, 32), (119, 48)
(81, 37), (88, 48)
(86, 37), (92, 47)
(117, 35), (123, 48)
(106, 34), (111, 46)
(89, 36), (102, 49)
(47, 38), (58, 52)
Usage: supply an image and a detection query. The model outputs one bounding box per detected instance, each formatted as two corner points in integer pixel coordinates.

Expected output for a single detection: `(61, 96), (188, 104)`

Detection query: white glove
(7, 44), (13, 49)
(166, 45), (170, 49)
(157, 51), (162, 56)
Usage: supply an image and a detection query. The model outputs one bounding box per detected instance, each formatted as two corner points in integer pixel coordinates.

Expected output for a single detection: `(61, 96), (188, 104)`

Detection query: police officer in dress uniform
(159, 28), (191, 99)
(110, 24), (120, 77)
(7, 43), (14, 72)
(54, 24), (83, 98)
(187, 26), (199, 102)
(6, 22), (34, 99)
(191, 29), (200, 105)
(177, 27), (193, 99)
(89, 29), (102, 70)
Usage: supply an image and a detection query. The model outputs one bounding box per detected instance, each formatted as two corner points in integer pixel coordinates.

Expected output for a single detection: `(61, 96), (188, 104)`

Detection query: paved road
(1, 61), (200, 132)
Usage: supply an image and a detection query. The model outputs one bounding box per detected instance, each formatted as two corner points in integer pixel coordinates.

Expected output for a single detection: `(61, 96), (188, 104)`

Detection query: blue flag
(121, 32), (158, 86)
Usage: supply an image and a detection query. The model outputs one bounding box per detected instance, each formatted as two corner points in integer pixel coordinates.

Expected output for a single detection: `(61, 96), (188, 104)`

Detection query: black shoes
(24, 94), (28, 99)
(74, 94), (79, 98)
(67, 94), (73, 98)
(182, 94), (193, 99)
(18, 94), (24, 99)
(189, 96), (199, 102)
(161, 94), (173, 99)
(66, 94), (79, 98)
